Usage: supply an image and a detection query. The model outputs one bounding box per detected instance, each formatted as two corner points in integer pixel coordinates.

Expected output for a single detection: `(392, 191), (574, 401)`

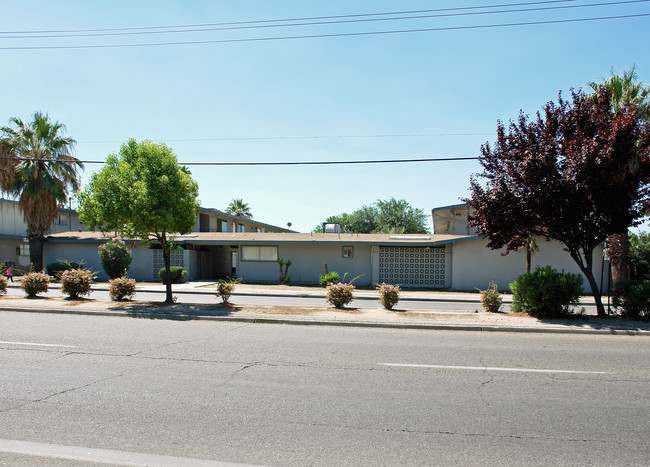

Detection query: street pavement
(1, 312), (648, 466)
(0, 280), (648, 335)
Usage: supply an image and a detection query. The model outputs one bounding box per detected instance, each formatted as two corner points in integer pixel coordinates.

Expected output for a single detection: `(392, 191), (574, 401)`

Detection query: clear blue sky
(2, 0), (649, 232)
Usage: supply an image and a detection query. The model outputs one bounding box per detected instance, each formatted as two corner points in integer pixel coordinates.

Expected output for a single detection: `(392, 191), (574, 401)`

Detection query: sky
(2, 0), (649, 233)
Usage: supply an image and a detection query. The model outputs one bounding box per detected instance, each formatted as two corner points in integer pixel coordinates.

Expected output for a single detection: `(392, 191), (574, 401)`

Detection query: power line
(1, 0), (642, 39)
(77, 133), (494, 144)
(0, 156), (479, 166)
(0, 13), (647, 50)
(0, 0), (586, 34)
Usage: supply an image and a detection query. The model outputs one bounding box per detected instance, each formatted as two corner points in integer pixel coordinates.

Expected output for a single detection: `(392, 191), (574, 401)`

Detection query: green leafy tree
(314, 198), (429, 234)
(0, 112), (83, 271)
(587, 67), (650, 285)
(226, 198), (252, 218)
(629, 232), (650, 280)
(78, 139), (199, 304)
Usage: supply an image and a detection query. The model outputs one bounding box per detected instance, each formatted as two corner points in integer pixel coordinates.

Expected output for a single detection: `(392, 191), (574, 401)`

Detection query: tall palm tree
(0, 112), (83, 271)
(587, 67), (650, 285)
(225, 198), (252, 218)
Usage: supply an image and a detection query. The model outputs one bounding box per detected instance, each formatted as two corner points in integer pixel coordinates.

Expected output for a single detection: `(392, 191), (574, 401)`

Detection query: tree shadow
(108, 301), (241, 321)
(533, 315), (650, 334)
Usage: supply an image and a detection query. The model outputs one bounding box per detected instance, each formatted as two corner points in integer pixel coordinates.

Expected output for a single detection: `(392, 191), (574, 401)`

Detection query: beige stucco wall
(451, 237), (608, 293)
(238, 244), (373, 285)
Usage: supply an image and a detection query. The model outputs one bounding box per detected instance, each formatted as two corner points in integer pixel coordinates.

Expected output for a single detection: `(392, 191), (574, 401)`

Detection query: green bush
(478, 281), (503, 313)
(0, 275), (7, 295)
(612, 279), (650, 320)
(509, 266), (583, 318)
(20, 271), (50, 297)
(109, 277), (137, 301)
(46, 261), (81, 278)
(326, 282), (355, 308)
(377, 283), (400, 310)
(61, 268), (95, 299)
(98, 239), (133, 279)
(158, 266), (187, 284)
(215, 277), (241, 304)
(319, 271), (340, 287)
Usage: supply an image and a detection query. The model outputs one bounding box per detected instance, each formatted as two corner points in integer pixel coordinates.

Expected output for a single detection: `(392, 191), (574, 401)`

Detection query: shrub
(612, 279), (650, 320)
(158, 266), (187, 284)
(216, 277), (241, 304)
(630, 232), (650, 280)
(326, 282), (355, 308)
(46, 260), (81, 278)
(109, 277), (137, 301)
(377, 283), (400, 310)
(319, 271), (340, 287)
(61, 268), (95, 299)
(98, 239), (133, 279)
(0, 275), (7, 295)
(509, 266), (583, 318)
(20, 271), (50, 297)
(478, 281), (503, 313)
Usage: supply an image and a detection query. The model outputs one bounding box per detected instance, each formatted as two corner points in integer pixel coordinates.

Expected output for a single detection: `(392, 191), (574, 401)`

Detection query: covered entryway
(378, 246), (448, 288)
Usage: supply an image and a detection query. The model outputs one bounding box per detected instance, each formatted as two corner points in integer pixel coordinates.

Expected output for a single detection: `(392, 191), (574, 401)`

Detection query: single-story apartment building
(44, 229), (608, 293)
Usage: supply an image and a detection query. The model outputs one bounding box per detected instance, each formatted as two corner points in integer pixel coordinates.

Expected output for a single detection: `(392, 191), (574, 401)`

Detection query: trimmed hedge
(46, 261), (81, 278)
(510, 266), (583, 318)
(158, 266), (187, 284)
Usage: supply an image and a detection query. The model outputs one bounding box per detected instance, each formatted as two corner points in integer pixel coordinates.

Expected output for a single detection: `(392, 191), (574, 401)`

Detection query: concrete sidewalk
(2, 280), (648, 335)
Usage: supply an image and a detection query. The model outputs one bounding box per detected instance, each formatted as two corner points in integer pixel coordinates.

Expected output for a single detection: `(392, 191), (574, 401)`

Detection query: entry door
(231, 250), (238, 276)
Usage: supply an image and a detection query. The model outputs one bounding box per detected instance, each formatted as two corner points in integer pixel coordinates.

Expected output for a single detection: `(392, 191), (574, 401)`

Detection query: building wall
(43, 241), (156, 281)
(238, 244), (373, 285)
(450, 237), (608, 293)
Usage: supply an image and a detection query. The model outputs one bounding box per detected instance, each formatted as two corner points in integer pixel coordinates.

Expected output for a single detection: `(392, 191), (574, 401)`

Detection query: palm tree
(0, 112), (83, 271)
(587, 67), (650, 286)
(225, 198), (252, 218)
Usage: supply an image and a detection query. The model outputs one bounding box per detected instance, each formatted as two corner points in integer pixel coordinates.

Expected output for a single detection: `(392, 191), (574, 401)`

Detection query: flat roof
(47, 231), (477, 246)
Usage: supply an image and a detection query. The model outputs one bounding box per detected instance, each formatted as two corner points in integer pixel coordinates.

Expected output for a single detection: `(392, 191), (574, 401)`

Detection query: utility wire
(0, 0), (586, 34)
(0, 13), (647, 49)
(1, 0), (643, 39)
(0, 156), (479, 166)
(78, 133), (493, 144)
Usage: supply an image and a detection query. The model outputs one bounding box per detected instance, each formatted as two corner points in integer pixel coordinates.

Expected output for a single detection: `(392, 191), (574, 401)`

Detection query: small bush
(510, 266), (583, 318)
(61, 268), (96, 299)
(21, 271), (50, 297)
(158, 266), (187, 284)
(478, 281), (503, 313)
(319, 271), (340, 287)
(377, 283), (400, 310)
(46, 260), (81, 278)
(326, 282), (355, 308)
(98, 239), (133, 279)
(0, 275), (7, 295)
(216, 277), (241, 304)
(109, 277), (137, 301)
(612, 279), (650, 320)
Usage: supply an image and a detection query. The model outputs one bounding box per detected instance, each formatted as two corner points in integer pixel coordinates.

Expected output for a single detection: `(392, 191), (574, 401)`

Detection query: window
(221, 220), (228, 232)
(342, 246), (353, 258)
(17, 244), (30, 256)
(241, 246), (278, 262)
(238, 224), (245, 232)
(57, 214), (68, 226)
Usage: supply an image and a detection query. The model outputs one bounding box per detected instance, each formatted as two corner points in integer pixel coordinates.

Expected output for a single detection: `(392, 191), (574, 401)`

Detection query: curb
(1, 305), (647, 336)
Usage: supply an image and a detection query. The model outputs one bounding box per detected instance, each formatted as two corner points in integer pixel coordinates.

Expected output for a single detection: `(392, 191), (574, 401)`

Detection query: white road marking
(0, 341), (77, 348)
(0, 439), (259, 466)
(379, 363), (608, 374)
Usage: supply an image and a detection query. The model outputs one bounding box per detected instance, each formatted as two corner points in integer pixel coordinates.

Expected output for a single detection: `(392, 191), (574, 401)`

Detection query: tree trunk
(609, 232), (630, 286)
(163, 248), (173, 304)
(29, 236), (44, 272)
(526, 244), (532, 274)
(570, 250), (607, 318)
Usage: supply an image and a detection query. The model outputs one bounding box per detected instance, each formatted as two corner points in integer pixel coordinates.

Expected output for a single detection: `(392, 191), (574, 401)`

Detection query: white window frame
(342, 246), (353, 258)
(241, 245), (278, 262)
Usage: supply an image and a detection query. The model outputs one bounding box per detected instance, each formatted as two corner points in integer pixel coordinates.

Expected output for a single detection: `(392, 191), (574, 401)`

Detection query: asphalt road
(1, 312), (648, 466)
